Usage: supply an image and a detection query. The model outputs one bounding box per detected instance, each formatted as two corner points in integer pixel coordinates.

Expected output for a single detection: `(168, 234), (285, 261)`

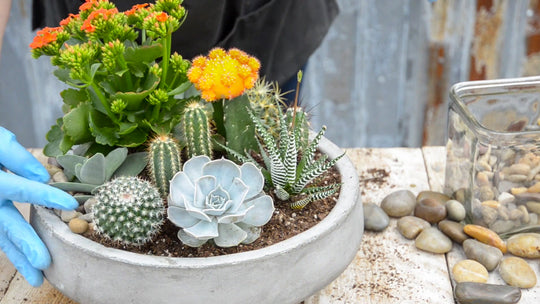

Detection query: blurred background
(2, 0), (540, 148)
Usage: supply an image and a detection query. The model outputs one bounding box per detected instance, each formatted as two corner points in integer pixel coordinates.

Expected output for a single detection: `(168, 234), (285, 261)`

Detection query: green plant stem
(213, 100), (226, 138)
(90, 82), (119, 124)
(159, 34), (172, 89)
(118, 57), (133, 89)
(151, 103), (161, 122)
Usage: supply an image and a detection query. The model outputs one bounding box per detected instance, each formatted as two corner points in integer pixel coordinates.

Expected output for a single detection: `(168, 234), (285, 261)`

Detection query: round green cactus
(92, 176), (165, 246)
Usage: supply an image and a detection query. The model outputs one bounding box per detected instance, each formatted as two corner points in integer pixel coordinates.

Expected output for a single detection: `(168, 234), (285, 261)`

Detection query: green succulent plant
(51, 147), (148, 202)
(221, 105), (343, 210)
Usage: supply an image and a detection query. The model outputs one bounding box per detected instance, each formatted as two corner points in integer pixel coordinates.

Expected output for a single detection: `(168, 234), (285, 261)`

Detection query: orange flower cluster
(60, 13), (80, 26)
(81, 8), (119, 33)
(29, 27), (61, 49)
(188, 48), (260, 102)
(125, 3), (150, 16)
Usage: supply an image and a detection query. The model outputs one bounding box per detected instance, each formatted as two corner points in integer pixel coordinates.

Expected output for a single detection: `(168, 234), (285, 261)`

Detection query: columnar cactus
(92, 176), (165, 246)
(182, 102), (213, 158)
(147, 134), (182, 197)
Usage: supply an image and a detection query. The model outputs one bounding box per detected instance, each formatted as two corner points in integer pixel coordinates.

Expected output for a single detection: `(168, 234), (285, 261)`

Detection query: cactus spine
(147, 134), (182, 197)
(183, 102), (212, 158)
(92, 176), (165, 246)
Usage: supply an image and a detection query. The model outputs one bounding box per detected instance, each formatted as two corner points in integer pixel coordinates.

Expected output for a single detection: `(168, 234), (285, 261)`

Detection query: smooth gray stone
(380, 189), (416, 217)
(454, 282), (521, 304)
(463, 239), (503, 271)
(445, 199), (466, 222)
(363, 203), (389, 231)
(438, 220), (469, 244)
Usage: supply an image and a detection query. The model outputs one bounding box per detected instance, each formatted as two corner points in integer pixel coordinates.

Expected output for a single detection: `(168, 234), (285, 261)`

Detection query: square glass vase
(445, 76), (540, 236)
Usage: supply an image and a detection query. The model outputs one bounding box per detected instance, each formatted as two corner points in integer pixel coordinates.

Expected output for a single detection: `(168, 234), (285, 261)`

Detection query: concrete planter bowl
(30, 135), (363, 304)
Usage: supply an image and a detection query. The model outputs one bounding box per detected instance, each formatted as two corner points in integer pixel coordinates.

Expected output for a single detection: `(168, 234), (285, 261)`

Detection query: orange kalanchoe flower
(29, 27), (61, 49)
(79, 0), (100, 12)
(60, 13), (79, 26)
(188, 48), (260, 102)
(125, 3), (150, 16)
(81, 8), (119, 33)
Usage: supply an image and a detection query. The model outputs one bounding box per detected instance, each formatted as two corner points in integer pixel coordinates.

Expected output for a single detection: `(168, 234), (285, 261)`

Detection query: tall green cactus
(183, 102), (213, 158)
(147, 134), (182, 197)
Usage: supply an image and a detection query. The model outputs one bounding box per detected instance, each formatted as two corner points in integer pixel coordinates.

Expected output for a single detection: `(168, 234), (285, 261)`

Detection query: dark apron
(32, 0), (339, 86)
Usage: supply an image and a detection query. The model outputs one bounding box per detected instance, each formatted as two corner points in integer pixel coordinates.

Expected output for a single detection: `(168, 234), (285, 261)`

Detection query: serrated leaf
(43, 120), (64, 157)
(78, 153), (106, 185)
(113, 72), (159, 110)
(124, 44), (163, 63)
(60, 88), (88, 108)
(112, 152), (148, 178)
(104, 147), (128, 180)
(167, 81), (192, 96)
(62, 103), (93, 144)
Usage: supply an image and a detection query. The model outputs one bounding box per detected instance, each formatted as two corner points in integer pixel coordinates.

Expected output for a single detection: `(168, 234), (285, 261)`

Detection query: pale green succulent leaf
(104, 147), (128, 180)
(112, 152), (148, 178)
(78, 153), (106, 185)
(214, 223), (247, 247)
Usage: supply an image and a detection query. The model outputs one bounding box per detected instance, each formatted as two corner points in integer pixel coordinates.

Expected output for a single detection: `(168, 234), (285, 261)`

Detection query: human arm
(0, 126), (78, 286)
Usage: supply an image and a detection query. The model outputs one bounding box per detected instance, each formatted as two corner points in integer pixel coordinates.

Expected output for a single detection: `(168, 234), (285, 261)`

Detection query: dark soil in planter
(84, 165), (342, 258)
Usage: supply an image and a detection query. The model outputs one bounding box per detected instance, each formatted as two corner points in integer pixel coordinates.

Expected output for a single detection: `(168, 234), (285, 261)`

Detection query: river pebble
(526, 201), (540, 214)
(463, 224), (507, 254)
(452, 259), (488, 283)
(363, 203), (389, 231)
(69, 218), (89, 234)
(445, 199), (466, 222)
(454, 282), (521, 304)
(499, 257), (537, 288)
(462, 239), (503, 271)
(61, 210), (82, 223)
(380, 189), (416, 217)
(506, 233), (540, 258)
(416, 190), (451, 204)
(438, 220), (468, 244)
(415, 227), (452, 254)
(414, 198), (447, 224)
(397, 216), (430, 239)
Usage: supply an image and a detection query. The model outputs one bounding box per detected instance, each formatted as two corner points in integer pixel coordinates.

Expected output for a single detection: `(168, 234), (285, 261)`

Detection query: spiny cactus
(245, 78), (286, 137)
(182, 101), (213, 158)
(147, 134), (182, 197)
(92, 176), (165, 246)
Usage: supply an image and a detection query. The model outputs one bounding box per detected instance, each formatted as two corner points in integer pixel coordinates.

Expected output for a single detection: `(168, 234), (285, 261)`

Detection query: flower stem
(159, 34), (172, 89)
(90, 82), (119, 123)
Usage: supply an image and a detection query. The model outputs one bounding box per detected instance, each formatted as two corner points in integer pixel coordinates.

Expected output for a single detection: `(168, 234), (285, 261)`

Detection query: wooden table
(1, 147), (539, 303)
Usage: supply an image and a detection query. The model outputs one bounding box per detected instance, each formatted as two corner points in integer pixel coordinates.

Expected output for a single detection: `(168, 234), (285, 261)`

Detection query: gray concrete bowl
(30, 136), (363, 304)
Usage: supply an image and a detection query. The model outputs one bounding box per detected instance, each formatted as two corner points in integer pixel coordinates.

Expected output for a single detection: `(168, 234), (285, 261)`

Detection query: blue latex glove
(0, 127), (77, 287)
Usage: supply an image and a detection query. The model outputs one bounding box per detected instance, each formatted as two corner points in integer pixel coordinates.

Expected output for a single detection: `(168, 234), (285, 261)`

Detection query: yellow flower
(187, 48), (260, 102)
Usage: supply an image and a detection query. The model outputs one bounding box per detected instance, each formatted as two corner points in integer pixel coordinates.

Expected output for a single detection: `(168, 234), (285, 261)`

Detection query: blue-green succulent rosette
(167, 155), (275, 247)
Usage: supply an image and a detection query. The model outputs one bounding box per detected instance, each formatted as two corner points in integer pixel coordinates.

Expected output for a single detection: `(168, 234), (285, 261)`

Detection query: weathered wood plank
(0, 274), (76, 304)
(0, 253), (16, 300)
(423, 146), (540, 303)
(305, 148), (454, 303)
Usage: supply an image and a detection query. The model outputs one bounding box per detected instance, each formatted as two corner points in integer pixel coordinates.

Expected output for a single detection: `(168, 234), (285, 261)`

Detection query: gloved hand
(0, 127), (77, 287)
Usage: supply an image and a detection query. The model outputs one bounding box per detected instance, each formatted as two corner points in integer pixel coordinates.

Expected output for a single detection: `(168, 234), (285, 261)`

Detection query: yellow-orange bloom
(187, 48), (260, 102)
(29, 27), (61, 49)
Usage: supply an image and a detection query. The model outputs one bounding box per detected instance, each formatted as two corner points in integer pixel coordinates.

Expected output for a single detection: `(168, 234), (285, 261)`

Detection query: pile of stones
(364, 189), (539, 304)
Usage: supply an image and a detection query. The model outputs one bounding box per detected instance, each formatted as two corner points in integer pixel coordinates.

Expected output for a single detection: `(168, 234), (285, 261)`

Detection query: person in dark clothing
(32, 0), (340, 102)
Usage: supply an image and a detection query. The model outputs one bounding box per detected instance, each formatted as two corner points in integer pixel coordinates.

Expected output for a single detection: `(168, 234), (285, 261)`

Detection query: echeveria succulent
(167, 155), (274, 247)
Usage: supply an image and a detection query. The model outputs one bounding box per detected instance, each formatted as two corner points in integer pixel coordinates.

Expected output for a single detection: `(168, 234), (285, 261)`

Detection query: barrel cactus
(167, 155), (275, 247)
(93, 176), (165, 246)
(147, 134), (182, 197)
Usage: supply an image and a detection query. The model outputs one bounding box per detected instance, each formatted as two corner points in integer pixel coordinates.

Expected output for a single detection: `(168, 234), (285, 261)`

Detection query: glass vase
(445, 76), (540, 235)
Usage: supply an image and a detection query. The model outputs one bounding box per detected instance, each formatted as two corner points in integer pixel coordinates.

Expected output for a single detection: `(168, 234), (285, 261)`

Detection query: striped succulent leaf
(290, 183), (342, 209)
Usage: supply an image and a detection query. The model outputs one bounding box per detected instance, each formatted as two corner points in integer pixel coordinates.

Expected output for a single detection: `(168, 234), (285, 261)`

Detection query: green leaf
(104, 147), (128, 180)
(167, 81), (192, 96)
(77, 153), (106, 185)
(43, 120), (65, 157)
(117, 122), (138, 135)
(59, 134), (75, 154)
(113, 72), (159, 110)
(89, 63), (101, 80)
(50, 182), (97, 194)
(60, 89), (88, 108)
(62, 103), (93, 144)
(124, 44), (163, 64)
(116, 128), (148, 147)
(56, 154), (87, 180)
(88, 111), (118, 146)
(112, 152), (148, 178)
